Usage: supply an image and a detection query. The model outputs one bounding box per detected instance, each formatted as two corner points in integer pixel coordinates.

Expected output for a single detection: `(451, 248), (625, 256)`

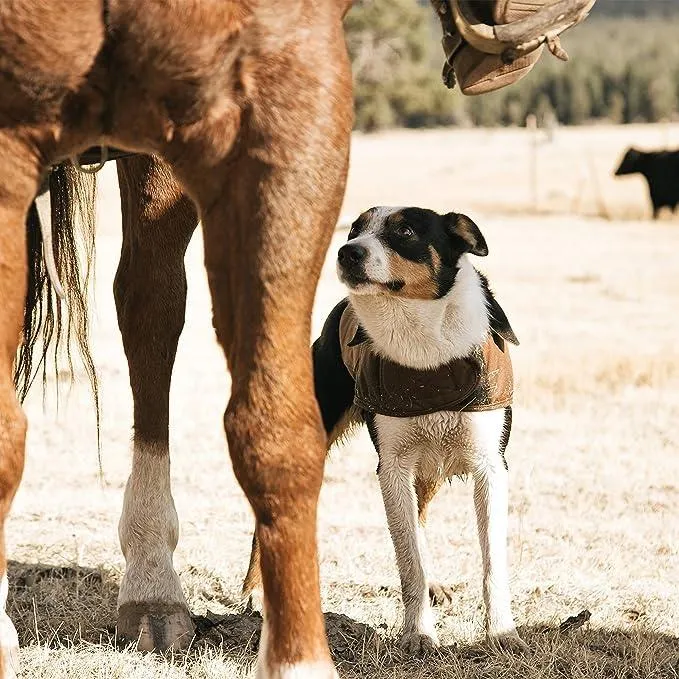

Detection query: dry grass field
(9, 123), (679, 677)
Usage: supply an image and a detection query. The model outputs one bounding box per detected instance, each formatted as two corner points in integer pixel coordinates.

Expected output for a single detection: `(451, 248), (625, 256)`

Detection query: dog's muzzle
(338, 243), (369, 285)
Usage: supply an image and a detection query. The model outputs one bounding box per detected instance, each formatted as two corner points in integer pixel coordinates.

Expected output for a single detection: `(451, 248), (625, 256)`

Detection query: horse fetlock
(118, 547), (190, 652)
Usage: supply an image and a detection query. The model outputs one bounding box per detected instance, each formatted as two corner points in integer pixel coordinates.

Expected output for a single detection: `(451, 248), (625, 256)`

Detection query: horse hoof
(118, 601), (194, 652)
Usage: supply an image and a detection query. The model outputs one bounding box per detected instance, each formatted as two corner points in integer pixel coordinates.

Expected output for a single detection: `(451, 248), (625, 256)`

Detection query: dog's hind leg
(241, 532), (263, 610)
(114, 155), (199, 651)
(467, 409), (526, 652)
(414, 477), (455, 607)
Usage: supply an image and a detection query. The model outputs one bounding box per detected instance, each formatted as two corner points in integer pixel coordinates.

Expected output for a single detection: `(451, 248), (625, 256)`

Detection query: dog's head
(337, 207), (487, 299)
(615, 147), (643, 176)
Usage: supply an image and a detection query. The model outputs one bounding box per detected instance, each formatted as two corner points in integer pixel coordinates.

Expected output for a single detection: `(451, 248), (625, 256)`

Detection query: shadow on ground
(7, 561), (679, 678)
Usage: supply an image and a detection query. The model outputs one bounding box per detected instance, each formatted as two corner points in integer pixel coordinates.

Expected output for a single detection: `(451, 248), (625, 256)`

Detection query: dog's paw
(399, 631), (438, 656)
(428, 582), (455, 607)
(487, 629), (529, 654)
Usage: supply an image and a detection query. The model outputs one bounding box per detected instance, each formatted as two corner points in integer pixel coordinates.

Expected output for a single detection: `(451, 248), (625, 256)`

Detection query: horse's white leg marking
(256, 604), (338, 679)
(117, 440), (193, 650)
(0, 573), (19, 679)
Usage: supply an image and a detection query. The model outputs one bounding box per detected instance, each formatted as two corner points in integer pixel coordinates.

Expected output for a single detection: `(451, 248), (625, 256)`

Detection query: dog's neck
(348, 257), (489, 370)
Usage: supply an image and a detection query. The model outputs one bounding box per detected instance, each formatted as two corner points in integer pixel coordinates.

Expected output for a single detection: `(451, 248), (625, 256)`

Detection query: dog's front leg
(468, 411), (527, 652)
(377, 440), (438, 655)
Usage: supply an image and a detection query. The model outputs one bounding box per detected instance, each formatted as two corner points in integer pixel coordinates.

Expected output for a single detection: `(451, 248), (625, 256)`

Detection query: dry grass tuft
(9, 563), (679, 678)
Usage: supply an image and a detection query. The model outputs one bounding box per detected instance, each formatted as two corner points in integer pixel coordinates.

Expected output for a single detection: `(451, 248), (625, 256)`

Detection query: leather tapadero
(339, 304), (513, 418)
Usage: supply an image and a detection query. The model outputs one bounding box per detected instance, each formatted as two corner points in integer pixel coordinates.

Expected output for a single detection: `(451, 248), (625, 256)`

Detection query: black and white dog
(314, 206), (525, 654)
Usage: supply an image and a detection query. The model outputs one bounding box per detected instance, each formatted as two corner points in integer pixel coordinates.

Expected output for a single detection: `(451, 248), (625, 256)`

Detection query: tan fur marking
(386, 252), (439, 300)
(242, 532), (262, 599)
(451, 214), (485, 254)
(415, 476), (444, 527)
(328, 404), (363, 448)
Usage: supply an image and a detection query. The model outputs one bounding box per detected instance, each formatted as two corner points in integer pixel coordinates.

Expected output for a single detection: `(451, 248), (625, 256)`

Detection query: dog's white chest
(374, 410), (478, 479)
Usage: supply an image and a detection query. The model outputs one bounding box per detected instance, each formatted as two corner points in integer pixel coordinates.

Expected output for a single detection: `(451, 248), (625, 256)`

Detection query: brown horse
(0, 2), (353, 678)
(21, 155), (201, 653)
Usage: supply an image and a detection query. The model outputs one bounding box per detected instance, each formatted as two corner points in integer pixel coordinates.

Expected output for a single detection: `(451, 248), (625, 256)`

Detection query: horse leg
(169, 43), (352, 679)
(0, 135), (42, 678)
(114, 155), (199, 651)
(200, 168), (346, 674)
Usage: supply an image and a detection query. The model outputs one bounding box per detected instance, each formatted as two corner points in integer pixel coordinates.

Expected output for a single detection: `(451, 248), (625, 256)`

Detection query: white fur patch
(338, 233), (390, 286)
(467, 410), (518, 639)
(118, 441), (186, 607)
(256, 609), (338, 679)
(349, 257), (489, 369)
(338, 206), (404, 289)
(0, 574), (19, 679)
(259, 662), (339, 679)
(365, 206), (404, 229)
(374, 437), (438, 642)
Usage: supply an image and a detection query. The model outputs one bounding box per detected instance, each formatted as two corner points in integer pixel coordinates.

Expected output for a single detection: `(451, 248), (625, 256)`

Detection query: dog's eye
(395, 225), (414, 238)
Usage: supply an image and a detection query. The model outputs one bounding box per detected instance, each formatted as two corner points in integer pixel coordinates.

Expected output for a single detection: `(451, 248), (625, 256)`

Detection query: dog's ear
(487, 295), (519, 347)
(444, 213), (488, 257)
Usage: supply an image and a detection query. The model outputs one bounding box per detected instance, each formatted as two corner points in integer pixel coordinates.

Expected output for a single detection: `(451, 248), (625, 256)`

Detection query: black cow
(615, 147), (679, 219)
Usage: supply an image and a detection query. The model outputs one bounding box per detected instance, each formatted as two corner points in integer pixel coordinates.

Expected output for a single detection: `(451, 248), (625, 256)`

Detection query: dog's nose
(338, 243), (368, 267)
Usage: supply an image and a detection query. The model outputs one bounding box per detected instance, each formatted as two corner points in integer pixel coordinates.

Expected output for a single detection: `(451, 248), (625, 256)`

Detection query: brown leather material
(339, 305), (513, 418)
(78, 146), (137, 165)
(433, 0), (573, 95)
(493, 0), (558, 23)
(453, 43), (543, 95)
(452, 0), (550, 95)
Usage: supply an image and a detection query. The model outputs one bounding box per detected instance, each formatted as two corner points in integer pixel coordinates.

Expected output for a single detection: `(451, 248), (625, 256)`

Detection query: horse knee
(223, 394), (325, 519)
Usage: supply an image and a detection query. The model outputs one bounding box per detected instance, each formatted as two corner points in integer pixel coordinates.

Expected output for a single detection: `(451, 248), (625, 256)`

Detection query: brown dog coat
(339, 305), (513, 418)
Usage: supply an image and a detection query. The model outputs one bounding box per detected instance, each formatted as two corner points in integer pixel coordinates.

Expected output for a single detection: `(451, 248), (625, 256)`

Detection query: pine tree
(345, 0), (460, 130)
(344, 4), (679, 130)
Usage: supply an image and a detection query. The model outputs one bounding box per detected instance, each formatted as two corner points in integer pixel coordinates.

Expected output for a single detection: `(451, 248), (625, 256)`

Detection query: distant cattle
(615, 147), (679, 219)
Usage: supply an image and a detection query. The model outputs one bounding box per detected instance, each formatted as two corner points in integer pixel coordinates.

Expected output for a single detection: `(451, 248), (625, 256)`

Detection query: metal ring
(71, 145), (109, 174)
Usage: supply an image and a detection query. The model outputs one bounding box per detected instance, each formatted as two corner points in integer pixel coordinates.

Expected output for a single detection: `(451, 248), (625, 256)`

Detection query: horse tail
(15, 163), (100, 441)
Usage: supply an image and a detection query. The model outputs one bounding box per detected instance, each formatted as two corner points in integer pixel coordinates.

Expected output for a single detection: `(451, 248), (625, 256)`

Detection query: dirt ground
(9, 123), (679, 677)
